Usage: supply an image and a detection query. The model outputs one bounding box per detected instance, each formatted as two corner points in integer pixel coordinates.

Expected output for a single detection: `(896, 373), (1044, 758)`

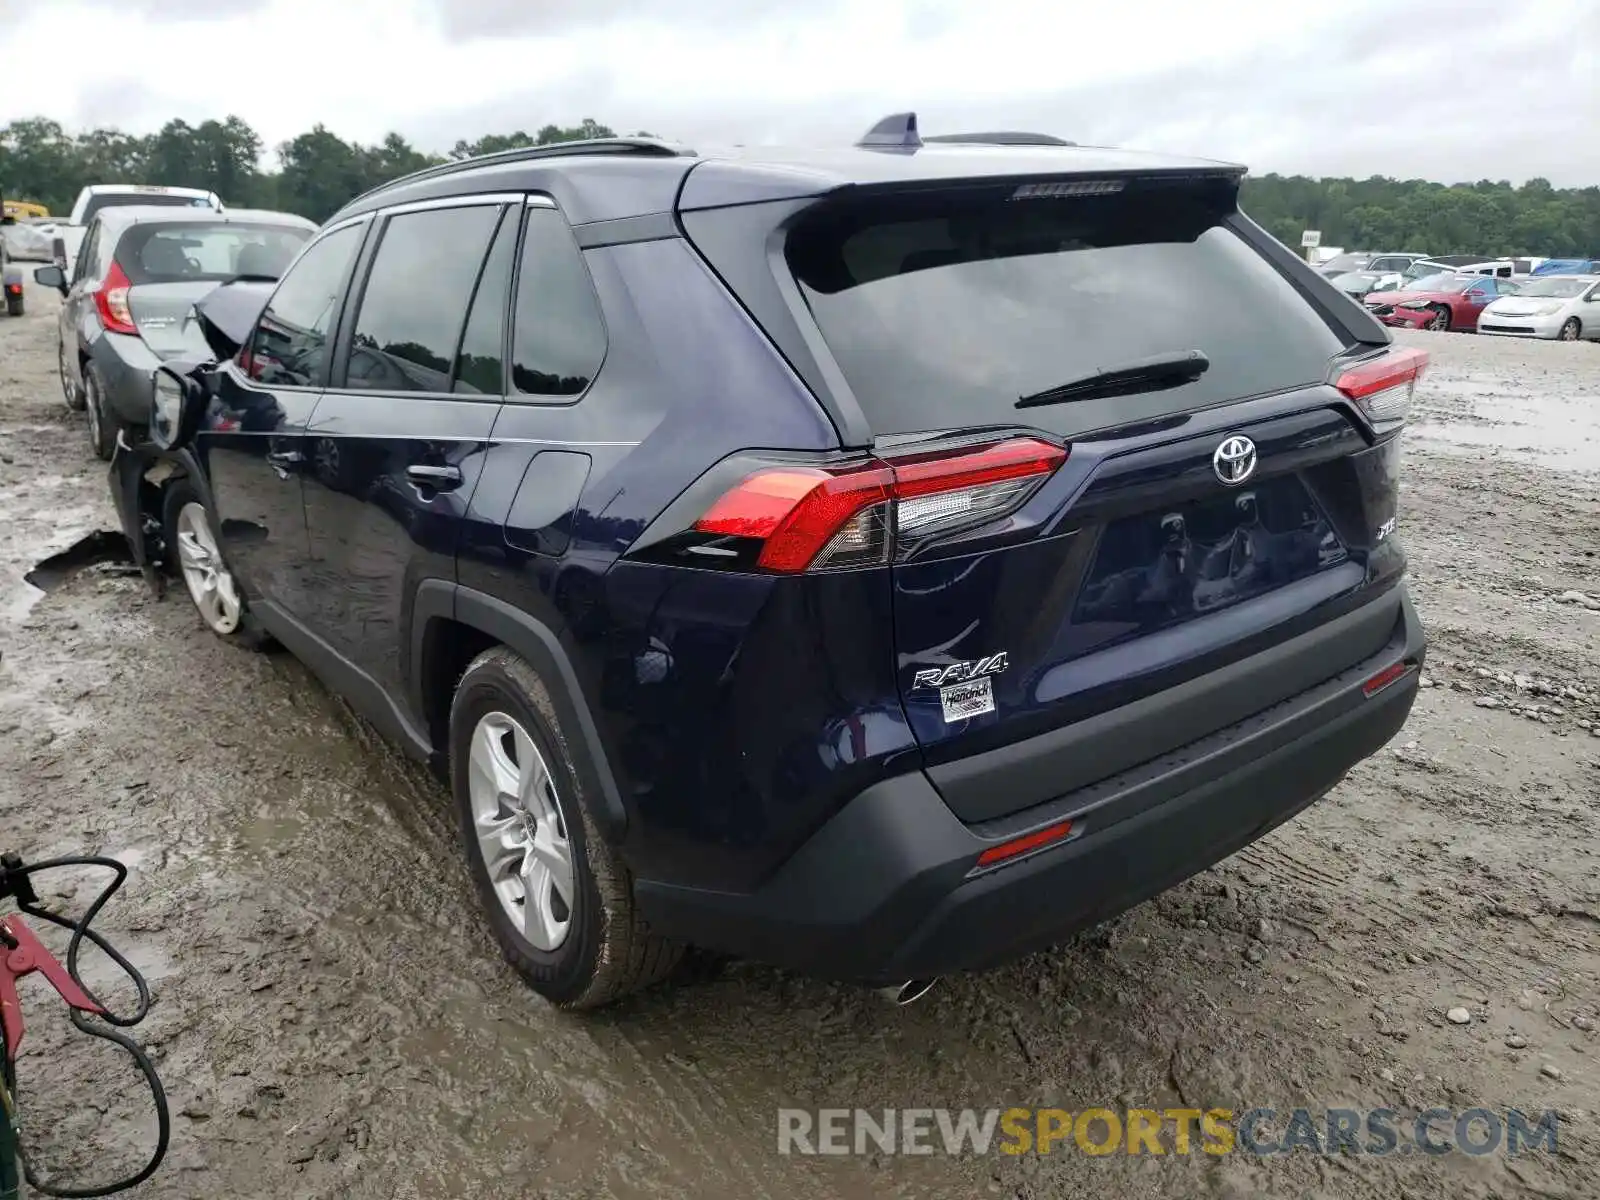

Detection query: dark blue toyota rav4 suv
(115, 115), (1426, 1008)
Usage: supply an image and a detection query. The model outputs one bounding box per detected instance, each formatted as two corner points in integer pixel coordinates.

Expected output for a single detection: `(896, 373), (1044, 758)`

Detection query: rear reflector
(974, 819), (1075, 868)
(1362, 661), (1416, 697)
(694, 437), (1067, 573)
(1334, 346), (1428, 434)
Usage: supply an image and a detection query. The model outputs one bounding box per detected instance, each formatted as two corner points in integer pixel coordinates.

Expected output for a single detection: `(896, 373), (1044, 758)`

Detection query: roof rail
(341, 137), (696, 211)
(924, 131), (1076, 147)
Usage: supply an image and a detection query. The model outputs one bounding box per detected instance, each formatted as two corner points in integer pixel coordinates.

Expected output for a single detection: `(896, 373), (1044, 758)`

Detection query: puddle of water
(74, 937), (176, 993)
(3, 571), (46, 622)
(22, 529), (135, 592)
(1411, 375), (1600, 473)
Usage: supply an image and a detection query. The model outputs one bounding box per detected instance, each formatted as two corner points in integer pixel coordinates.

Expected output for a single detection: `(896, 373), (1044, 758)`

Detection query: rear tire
(4, 292), (20, 317)
(1558, 317), (1581, 342)
(450, 647), (683, 1009)
(83, 361), (118, 461)
(161, 480), (272, 649)
(1427, 307), (1450, 332)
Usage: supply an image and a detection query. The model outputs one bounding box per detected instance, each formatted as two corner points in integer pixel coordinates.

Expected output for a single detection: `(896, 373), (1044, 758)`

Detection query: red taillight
(974, 819), (1075, 869)
(1334, 346), (1427, 433)
(3, 282), (21, 296)
(693, 437), (1067, 573)
(94, 261), (137, 335)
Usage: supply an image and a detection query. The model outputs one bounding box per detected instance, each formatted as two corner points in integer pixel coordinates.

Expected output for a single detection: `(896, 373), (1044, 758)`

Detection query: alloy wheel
(1429, 309), (1449, 331)
(174, 502), (244, 635)
(466, 711), (575, 951)
(1559, 318), (1580, 342)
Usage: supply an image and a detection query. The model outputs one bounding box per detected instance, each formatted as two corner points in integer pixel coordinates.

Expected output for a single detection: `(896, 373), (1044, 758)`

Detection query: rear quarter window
(786, 185), (1345, 438)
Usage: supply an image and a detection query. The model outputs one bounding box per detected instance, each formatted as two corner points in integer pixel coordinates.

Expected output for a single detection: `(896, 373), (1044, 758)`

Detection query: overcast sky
(3, 0), (1597, 184)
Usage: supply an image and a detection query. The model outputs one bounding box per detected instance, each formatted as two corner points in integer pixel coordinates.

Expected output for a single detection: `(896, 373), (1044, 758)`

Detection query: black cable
(20, 1015), (170, 1199)
(1, 854), (169, 1196)
(12, 855), (150, 1027)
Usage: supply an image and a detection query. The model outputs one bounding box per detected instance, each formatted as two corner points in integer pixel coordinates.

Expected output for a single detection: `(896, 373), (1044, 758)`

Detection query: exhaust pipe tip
(878, 978), (939, 1007)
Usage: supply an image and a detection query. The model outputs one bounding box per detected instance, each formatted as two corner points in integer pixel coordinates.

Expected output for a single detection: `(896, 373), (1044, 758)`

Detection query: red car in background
(1363, 273), (1521, 332)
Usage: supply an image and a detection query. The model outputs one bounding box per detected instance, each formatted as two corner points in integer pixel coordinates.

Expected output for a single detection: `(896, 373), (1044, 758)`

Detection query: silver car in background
(1478, 275), (1600, 341)
(34, 205), (316, 459)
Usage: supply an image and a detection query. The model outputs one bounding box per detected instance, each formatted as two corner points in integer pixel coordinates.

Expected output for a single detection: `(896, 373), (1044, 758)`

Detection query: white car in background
(1478, 275), (1600, 341)
(45, 184), (223, 275)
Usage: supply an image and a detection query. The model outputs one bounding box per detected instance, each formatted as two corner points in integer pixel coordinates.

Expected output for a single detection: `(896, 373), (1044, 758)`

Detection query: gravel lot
(1, 282), (1597, 1199)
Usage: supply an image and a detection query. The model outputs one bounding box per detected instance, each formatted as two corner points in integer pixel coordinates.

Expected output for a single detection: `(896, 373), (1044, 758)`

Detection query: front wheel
(450, 647), (683, 1008)
(1558, 317), (1582, 342)
(161, 480), (270, 648)
(1428, 307), (1450, 332)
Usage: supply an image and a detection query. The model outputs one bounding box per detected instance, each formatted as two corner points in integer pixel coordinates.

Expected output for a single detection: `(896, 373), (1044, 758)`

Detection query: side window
(509, 206), (607, 398)
(246, 222), (364, 388)
(453, 209), (516, 395)
(1468, 281), (1492, 297)
(72, 221), (100, 284)
(345, 204), (500, 394)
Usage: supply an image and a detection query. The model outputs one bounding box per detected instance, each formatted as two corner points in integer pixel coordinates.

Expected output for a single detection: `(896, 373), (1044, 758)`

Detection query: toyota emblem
(1213, 435), (1257, 486)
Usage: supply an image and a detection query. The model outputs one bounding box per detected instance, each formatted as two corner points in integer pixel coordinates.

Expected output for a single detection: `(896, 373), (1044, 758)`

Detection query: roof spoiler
(925, 131), (1076, 147)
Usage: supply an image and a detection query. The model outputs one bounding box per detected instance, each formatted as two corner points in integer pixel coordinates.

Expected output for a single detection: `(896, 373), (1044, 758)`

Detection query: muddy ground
(1, 281), (1596, 1200)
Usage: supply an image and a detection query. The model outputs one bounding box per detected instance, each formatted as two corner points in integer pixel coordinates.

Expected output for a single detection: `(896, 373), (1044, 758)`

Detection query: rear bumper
(636, 586), (1425, 983)
(91, 333), (160, 424)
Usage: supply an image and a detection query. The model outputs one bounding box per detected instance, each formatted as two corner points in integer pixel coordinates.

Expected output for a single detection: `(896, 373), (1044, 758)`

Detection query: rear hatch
(682, 165), (1420, 823)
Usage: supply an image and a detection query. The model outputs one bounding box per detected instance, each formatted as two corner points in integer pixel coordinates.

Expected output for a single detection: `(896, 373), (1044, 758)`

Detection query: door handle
(405, 464), (463, 491)
(266, 449), (303, 479)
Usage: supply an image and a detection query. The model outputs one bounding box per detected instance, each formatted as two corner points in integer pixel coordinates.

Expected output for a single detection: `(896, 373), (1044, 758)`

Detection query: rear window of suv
(785, 183), (1345, 438)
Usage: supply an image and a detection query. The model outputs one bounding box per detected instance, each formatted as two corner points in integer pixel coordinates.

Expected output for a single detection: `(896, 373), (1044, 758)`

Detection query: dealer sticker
(939, 676), (995, 723)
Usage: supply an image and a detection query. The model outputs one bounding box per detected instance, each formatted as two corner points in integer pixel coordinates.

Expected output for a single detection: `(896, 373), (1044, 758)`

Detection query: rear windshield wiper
(1016, 350), (1210, 409)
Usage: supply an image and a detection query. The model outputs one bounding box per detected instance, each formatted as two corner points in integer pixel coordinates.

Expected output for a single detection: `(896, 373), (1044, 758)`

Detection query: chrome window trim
(377, 192), (525, 217)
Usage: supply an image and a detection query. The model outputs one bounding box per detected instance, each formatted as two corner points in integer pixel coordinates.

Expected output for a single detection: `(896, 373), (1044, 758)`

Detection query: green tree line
(1241, 173), (1599, 258)
(3, 113), (1596, 255)
(0, 115), (637, 223)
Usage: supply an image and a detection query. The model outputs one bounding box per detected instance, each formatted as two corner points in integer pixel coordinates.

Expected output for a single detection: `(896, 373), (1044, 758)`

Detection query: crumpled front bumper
(108, 433), (177, 596)
(1376, 307), (1434, 329)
